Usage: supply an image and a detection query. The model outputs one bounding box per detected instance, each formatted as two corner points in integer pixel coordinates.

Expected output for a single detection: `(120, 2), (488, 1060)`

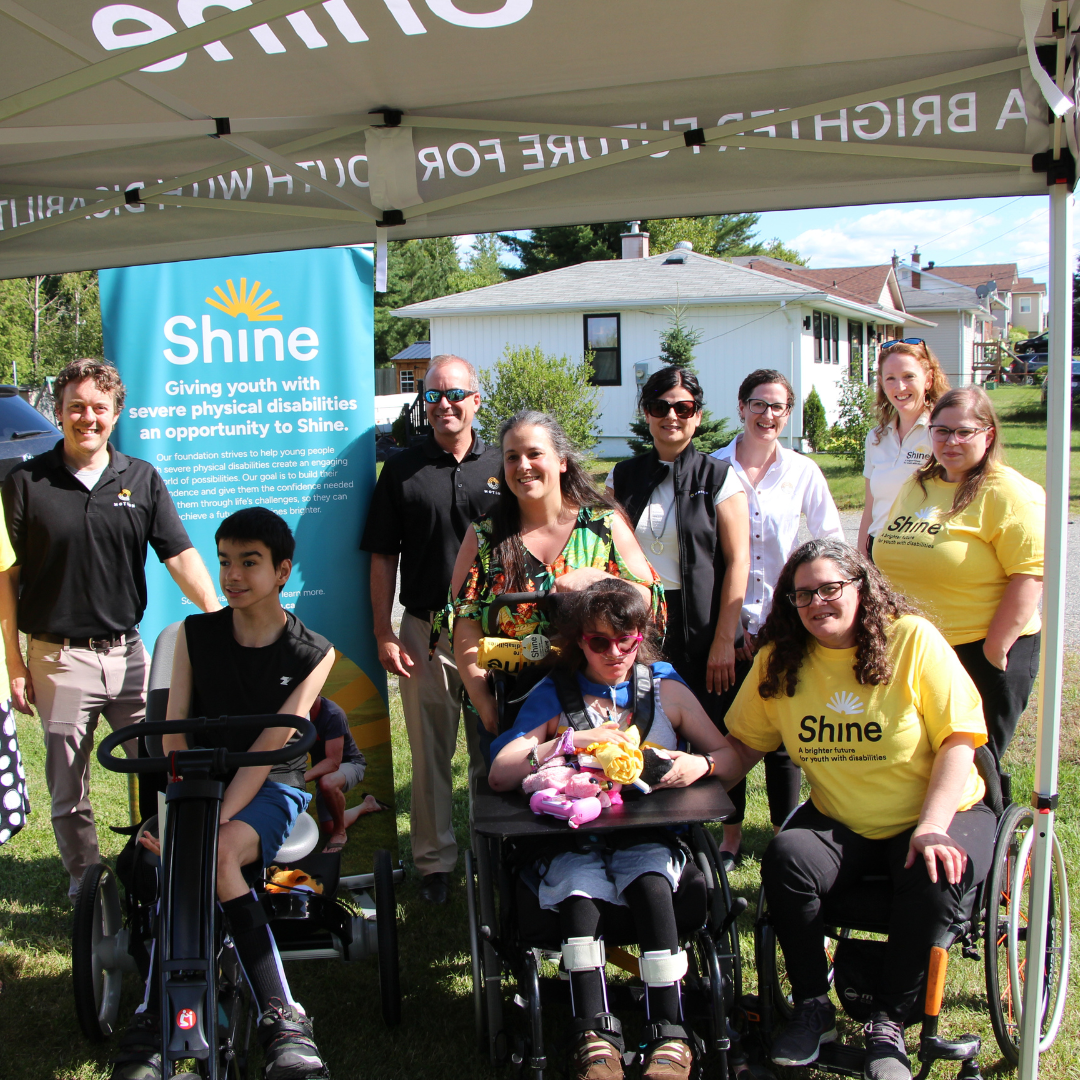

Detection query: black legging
(560, 873), (681, 1025)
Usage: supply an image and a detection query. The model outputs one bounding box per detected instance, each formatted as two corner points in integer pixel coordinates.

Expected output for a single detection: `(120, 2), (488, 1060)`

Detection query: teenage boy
(111, 507), (334, 1080)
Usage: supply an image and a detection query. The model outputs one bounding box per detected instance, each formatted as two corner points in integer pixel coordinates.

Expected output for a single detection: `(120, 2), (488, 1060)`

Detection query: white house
(394, 240), (932, 456)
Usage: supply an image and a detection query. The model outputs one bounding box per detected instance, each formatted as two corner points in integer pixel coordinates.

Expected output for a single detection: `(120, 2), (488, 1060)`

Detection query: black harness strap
(551, 664), (655, 743)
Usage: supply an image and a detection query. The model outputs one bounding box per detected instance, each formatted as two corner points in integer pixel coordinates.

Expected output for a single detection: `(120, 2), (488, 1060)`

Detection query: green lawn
(1, 672), (1077, 1080)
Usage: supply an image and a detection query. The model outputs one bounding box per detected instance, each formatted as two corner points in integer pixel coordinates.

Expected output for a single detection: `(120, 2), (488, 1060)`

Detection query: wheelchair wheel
(72, 862), (126, 1041)
(374, 848), (401, 1027)
(985, 803), (1071, 1064)
(694, 824), (742, 1005)
(465, 849), (486, 1050)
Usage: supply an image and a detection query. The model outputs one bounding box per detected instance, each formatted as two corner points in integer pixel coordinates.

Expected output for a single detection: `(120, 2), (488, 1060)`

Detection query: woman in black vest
(609, 367), (749, 859)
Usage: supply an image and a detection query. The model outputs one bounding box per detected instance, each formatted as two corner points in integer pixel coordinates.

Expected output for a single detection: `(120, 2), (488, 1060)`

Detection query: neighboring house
(394, 239), (931, 455)
(390, 340), (431, 394)
(926, 259), (1047, 336)
(1011, 277), (1048, 334)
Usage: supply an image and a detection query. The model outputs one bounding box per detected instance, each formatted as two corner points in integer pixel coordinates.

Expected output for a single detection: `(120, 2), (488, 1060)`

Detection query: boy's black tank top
(183, 608), (332, 787)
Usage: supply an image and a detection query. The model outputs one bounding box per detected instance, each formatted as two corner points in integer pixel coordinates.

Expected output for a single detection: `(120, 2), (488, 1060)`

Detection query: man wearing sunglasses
(360, 354), (501, 904)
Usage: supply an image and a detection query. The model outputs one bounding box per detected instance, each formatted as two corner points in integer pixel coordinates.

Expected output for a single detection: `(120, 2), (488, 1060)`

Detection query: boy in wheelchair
(111, 507), (336, 1080)
(487, 579), (730, 1080)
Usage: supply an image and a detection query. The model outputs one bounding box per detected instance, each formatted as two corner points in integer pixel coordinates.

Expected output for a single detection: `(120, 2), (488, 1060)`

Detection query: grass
(1, 666), (1077, 1080)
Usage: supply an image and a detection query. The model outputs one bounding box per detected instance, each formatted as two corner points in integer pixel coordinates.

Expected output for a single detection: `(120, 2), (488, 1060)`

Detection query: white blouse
(862, 412), (933, 537)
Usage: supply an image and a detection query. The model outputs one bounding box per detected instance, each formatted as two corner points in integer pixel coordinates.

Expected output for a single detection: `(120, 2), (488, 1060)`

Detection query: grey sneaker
(257, 1000), (328, 1080)
(770, 997), (837, 1066)
(863, 1014), (911, 1080)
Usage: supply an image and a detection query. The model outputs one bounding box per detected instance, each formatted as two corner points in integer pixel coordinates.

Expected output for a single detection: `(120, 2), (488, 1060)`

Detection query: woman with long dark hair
(873, 385), (1044, 762)
(450, 411), (663, 742)
(719, 539), (995, 1080)
(857, 338), (949, 559)
(488, 579), (726, 1080)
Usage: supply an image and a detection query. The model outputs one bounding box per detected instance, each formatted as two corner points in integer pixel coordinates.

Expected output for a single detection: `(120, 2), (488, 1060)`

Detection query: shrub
(803, 387), (828, 451)
(476, 344), (601, 453)
(825, 378), (876, 470)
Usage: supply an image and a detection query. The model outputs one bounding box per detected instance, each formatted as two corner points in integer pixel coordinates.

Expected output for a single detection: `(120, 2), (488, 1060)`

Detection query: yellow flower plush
(584, 726), (644, 786)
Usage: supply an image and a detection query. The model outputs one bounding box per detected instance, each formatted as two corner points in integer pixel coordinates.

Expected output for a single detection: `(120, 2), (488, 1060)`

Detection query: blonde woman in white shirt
(711, 369), (844, 862)
(857, 339), (949, 560)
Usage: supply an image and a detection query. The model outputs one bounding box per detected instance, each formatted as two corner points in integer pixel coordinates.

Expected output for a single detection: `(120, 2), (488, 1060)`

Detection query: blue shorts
(231, 781), (312, 866)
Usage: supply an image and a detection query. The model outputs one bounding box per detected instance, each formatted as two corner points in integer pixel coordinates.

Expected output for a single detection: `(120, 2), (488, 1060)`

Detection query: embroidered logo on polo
(280, 676), (293, 686)
(113, 488), (137, 509)
(484, 476), (501, 495)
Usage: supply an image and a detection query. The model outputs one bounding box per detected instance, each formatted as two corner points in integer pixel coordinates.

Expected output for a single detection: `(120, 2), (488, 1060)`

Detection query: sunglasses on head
(644, 399), (698, 419)
(423, 388), (471, 404)
(878, 338), (925, 352)
(580, 632), (643, 655)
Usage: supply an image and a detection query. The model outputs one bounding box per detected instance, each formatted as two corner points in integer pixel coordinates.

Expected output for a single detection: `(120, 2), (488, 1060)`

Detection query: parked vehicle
(1040, 360), (1080, 405)
(0, 387), (60, 480)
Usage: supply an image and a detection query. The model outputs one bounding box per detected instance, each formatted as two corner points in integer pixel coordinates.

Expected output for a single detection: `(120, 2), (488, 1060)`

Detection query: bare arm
(708, 492), (750, 694)
(164, 548), (221, 612)
(371, 552), (413, 678)
(453, 615), (499, 735)
(305, 735), (343, 782)
(904, 732), (977, 885)
(857, 478), (874, 556)
(0, 565), (31, 713)
(982, 574), (1042, 670)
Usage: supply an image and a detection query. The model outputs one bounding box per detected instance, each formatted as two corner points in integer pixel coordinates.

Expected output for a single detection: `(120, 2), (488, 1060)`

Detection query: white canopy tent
(0, 2), (1071, 1073)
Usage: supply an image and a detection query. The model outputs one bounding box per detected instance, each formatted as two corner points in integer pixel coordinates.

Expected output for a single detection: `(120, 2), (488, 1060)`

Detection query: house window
(1019, 297), (1032, 314)
(830, 314), (840, 364)
(813, 311), (823, 362)
(848, 320), (864, 381)
(400, 368), (415, 393)
(813, 311), (839, 363)
(963, 312), (972, 328)
(584, 314), (621, 385)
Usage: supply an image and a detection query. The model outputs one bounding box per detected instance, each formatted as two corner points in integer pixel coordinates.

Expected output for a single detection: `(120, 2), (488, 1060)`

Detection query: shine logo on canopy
(206, 278), (282, 322)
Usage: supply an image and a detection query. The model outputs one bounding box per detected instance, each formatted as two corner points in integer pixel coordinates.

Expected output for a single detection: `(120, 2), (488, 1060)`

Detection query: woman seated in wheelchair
(718, 537), (996, 1080)
(114, 508), (335, 1080)
(487, 578), (728, 1080)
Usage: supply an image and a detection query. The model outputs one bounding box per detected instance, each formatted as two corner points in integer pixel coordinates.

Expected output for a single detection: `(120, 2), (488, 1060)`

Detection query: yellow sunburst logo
(205, 278), (282, 321)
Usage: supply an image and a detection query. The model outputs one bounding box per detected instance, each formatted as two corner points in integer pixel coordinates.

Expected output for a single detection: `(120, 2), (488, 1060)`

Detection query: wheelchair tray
(471, 777), (734, 838)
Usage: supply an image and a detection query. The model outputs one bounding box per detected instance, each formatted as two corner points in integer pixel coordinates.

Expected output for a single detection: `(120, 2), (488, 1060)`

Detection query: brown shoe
(642, 1038), (692, 1080)
(570, 1031), (624, 1080)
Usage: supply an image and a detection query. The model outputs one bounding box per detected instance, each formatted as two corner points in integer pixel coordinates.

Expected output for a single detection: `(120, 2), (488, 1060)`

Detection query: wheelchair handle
(96, 715), (316, 773)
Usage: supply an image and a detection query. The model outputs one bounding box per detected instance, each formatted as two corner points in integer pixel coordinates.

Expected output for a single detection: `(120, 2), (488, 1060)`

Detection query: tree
(452, 233), (506, 292)
(626, 305), (738, 455)
(498, 224), (625, 278)
(825, 378), (875, 470)
(476, 344), (600, 453)
(803, 387), (828, 451)
(644, 214), (763, 258)
(760, 238), (809, 266)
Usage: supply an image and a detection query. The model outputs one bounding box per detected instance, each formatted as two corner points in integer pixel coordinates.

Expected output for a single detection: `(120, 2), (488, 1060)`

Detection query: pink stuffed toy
(528, 790), (602, 829)
(524, 754), (624, 827)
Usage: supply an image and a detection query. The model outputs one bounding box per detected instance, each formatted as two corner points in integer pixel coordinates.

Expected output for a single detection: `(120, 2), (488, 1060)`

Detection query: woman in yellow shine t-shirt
(711, 539), (994, 1080)
(872, 386), (1044, 763)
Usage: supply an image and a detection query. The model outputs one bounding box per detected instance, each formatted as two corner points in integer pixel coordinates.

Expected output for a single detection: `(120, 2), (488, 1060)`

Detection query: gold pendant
(651, 540), (664, 555)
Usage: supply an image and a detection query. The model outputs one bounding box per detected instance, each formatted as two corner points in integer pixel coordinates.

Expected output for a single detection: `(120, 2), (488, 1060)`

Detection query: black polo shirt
(360, 432), (502, 613)
(3, 441), (193, 637)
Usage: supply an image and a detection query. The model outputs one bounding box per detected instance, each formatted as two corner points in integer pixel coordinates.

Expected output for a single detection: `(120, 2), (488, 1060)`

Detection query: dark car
(1040, 361), (1080, 405)
(0, 387), (60, 481)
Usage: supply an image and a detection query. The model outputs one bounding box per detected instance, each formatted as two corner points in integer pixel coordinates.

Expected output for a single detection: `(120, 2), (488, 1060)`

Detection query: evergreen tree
(451, 233), (506, 291)
(498, 223), (625, 278)
(803, 387), (828, 451)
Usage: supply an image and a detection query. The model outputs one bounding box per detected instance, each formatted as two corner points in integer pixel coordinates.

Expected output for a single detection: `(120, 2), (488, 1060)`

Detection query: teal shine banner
(101, 247), (396, 871)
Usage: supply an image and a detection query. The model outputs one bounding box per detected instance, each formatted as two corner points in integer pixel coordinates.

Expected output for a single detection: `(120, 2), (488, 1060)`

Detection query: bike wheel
(72, 862), (126, 1041)
(985, 803), (1071, 1064)
(374, 849), (401, 1026)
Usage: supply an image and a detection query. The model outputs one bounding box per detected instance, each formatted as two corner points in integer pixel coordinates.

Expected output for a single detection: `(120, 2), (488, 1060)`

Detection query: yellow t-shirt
(873, 466), (1044, 646)
(0, 503), (14, 704)
(726, 615), (986, 839)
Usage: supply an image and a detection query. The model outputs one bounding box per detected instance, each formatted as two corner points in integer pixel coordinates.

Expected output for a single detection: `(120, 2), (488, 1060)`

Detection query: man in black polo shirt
(0, 359), (220, 900)
(361, 354), (500, 904)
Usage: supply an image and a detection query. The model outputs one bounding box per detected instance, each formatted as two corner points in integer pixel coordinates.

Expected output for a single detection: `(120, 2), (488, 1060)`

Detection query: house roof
(900, 284), (987, 313)
(1014, 277), (1047, 295)
(390, 341), (431, 361)
(730, 258), (900, 309)
(394, 250), (929, 326)
(930, 263), (1021, 290)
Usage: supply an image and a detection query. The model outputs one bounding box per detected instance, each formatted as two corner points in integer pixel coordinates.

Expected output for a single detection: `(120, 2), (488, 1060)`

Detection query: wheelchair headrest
(148, 621), (183, 693)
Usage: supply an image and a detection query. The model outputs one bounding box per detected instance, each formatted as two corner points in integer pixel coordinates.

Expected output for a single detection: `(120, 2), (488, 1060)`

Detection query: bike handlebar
(97, 715), (317, 774)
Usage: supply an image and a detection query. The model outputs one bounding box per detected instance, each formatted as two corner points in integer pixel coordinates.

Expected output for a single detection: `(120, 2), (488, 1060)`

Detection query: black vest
(611, 444), (732, 660)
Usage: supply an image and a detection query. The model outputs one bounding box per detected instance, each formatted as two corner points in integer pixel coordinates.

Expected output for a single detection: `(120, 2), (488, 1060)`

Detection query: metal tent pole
(1017, 180), (1070, 1080)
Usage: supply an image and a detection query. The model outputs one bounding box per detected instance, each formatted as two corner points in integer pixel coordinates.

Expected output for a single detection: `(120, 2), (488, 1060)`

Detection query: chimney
(891, 250), (898, 270)
(911, 247), (921, 290)
(621, 220), (650, 260)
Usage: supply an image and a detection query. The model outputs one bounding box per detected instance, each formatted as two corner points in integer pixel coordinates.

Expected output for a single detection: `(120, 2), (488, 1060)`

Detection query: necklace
(647, 488), (675, 554)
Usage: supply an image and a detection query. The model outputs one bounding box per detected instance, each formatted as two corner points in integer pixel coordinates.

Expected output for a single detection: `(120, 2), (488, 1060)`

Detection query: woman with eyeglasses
(857, 338), (950, 560)
(607, 367), (749, 717)
(709, 369), (844, 863)
(872, 386), (1044, 763)
(718, 539), (994, 1080)
(488, 579), (729, 1080)
(450, 411), (664, 756)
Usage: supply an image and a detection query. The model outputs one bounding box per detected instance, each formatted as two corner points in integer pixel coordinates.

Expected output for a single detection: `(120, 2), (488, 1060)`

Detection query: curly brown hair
(53, 358), (126, 414)
(552, 578), (661, 672)
(757, 538), (915, 699)
(872, 340), (949, 441)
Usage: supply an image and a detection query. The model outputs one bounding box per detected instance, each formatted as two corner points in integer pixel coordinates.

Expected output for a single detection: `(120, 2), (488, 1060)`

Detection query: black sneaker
(257, 1000), (329, 1080)
(420, 872), (449, 904)
(863, 1013), (911, 1080)
(770, 997), (837, 1067)
(109, 1010), (162, 1080)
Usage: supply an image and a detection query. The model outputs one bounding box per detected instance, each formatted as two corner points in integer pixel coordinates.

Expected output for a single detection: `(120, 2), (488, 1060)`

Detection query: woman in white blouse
(711, 368), (844, 861)
(857, 338), (949, 559)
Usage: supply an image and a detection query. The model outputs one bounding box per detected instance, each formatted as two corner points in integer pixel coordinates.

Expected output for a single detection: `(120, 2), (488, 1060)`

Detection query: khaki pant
(28, 636), (148, 899)
(398, 612), (485, 876)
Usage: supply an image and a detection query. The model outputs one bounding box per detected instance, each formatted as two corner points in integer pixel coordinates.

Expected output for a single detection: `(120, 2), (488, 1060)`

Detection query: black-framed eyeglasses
(424, 388), (471, 404)
(879, 337), (925, 352)
(644, 399), (698, 419)
(746, 398), (791, 416)
(928, 425), (991, 443)
(787, 578), (860, 608)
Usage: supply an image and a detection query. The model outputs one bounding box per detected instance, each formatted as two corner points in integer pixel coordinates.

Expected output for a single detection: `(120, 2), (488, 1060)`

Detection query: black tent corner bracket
(125, 187), (143, 206)
(683, 127), (706, 147)
(1032, 146), (1076, 189)
(1033, 792), (1059, 811)
(209, 117), (231, 139)
(376, 209), (406, 228)
(369, 107), (403, 128)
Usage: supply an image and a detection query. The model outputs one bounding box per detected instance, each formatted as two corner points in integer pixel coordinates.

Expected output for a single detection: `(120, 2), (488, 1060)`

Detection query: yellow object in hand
(584, 725), (644, 785)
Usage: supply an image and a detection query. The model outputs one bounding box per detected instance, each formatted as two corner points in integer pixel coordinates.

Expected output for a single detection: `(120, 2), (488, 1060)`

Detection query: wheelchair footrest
(919, 1034), (980, 1062)
(816, 1040), (870, 1078)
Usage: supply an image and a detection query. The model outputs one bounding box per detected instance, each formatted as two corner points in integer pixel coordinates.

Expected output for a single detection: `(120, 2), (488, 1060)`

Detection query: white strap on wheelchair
(562, 936), (606, 972)
(638, 949), (688, 987)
